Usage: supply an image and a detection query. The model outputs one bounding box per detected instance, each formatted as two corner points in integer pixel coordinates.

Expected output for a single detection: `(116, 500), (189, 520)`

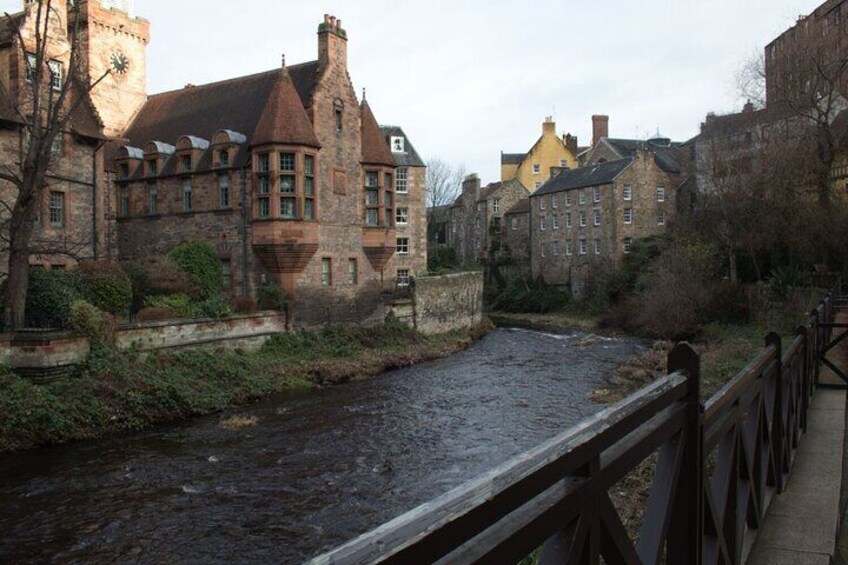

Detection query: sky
(0, 0), (828, 181)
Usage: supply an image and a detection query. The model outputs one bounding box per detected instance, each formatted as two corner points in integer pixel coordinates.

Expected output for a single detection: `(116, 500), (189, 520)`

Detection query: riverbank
(0, 319), (492, 452)
(488, 311), (599, 333)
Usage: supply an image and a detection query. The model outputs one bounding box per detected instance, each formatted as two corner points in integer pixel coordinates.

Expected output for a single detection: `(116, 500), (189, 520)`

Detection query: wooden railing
(310, 292), (837, 565)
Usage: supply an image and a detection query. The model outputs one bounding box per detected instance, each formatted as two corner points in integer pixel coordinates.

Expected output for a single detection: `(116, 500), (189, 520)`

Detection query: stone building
(380, 125), (427, 283)
(0, 1), (428, 326)
(448, 175), (528, 265)
(501, 198), (531, 271)
(530, 149), (687, 294)
(501, 117), (581, 191)
(0, 0), (110, 273)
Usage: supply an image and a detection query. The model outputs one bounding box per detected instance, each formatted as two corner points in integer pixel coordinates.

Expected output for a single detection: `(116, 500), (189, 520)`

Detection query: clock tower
(71, 0), (150, 137)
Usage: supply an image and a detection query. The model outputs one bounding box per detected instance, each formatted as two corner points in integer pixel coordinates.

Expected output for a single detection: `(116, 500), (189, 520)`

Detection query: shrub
(257, 283), (287, 311)
(25, 269), (84, 329)
(766, 266), (810, 300)
(232, 296), (257, 315)
(145, 294), (192, 317)
(189, 294), (233, 319)
(486, 276), (571, 313)
(137, 307), (179, 323)
(77, 260), (132, 316)
(131, 256), (198, 300)
(168, 241), (221, 300)
(68, 300), (102, 339)
(701, 281), (751, 324)
(428, 246), (460, 273)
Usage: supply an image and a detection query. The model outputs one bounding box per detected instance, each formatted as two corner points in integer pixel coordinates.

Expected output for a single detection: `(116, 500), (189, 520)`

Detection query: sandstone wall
(412, 271), (483, 335)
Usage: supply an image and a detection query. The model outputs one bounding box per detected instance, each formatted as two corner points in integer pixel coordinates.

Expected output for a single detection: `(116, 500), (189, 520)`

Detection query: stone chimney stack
(318, 13), (348, 70)
(592, 115), (609, 148)
(563, 133), (578, 154)
(542, 116), (556, 135)
(462, 173), (481, 201)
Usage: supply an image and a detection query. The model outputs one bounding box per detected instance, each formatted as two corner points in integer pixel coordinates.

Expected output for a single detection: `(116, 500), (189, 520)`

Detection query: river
(0, 328), (644, 564)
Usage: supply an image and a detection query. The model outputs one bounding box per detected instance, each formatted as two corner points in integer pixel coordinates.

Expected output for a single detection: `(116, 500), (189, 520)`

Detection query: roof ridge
(147, 61), (319, 99)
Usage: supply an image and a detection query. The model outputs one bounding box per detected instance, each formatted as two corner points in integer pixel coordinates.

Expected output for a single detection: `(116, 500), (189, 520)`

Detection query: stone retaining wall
(409, 272), (484, 334)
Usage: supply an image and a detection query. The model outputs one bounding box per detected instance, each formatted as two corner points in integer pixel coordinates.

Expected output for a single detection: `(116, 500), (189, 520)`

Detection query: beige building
(530, 149), (687, 294)
(501, 117), (580, 190)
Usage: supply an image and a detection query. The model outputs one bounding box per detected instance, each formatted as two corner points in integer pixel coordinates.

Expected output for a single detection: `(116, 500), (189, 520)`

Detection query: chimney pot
(336, 19), (342, 29)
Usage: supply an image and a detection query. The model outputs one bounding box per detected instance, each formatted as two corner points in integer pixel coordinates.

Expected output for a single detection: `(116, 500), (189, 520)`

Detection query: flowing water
(0, 328), (644, 564)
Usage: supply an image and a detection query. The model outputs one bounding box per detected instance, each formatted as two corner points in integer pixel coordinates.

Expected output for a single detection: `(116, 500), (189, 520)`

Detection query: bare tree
(735, 51), (766, 110)
(425, 157), (464, 241)
(0, 0), (109, 329)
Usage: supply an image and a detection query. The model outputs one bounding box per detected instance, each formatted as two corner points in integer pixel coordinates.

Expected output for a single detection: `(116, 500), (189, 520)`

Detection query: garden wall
(408, 272), (484, 334)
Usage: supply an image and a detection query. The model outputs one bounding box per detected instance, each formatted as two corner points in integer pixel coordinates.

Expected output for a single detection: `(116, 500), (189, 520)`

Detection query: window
(218, 175), (230, 208)
(579, 190), (586, 205)
(540, 218), (546, 231)
(182, 155), (192, 172)
(334, 99), (344, 132)
(218, 150), (229, 167)
(593, 210), (601, 227)
(220, 260), (232, 291)
(658, 210), (666, 225)
(147, 159), (157, 176)
(565, 241), (573, 256)
(258, 197), (270, 218)
(391, 136), (405, 153)
(565, 192), (571, 207)
(511, 217), (518, 231)
(579, 211), (587, 227)
(594, 239), (601, 255)
(551, 194), (558, 209)
(493, 198), (501, 214)
(579, 238), (587, 255)
(119, 163), (130, 179)
(624, 238), (633, 254)
(258, 153), (270, 172)
(49, 191), (64, 227)
(541, 243), (546, 258)
(396, 168), (408, 193)
(182, 179), (192, 211)
(623, 185), (632, 200)
(657, 187), (666, 202)
(560, 160), (568, 167)
(348, 258), (358, 285)
(593, 187), (601, 203)
(533, 163), (541, 174)
(48, 60), (62, 90)
(365, 171), (380, 226)
(396, 207), (409, 225)
(384, 173), (394, 226)
(279, 152), (295, 172)
(624, 208), (633, 224)
(397, 237), (409, 255)
(322, 258), (332, 286)
(565, 212), (572, 228)
(51, 134), (62, 154)
(552, 241), (559, 255)
(25, 53), (36, 82)
(304, 155), (315, 220)
(540, 196), (546, 211)
(552, 215), (559, 230)
(280, 170), (296, 219)
(397, 269), (410, 287)
(147, 182), (157, 214)
(119, 186), (129, 216)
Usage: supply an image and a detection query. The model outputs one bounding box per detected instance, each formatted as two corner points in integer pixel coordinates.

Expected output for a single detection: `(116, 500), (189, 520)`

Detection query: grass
(0, 319), (491, 452)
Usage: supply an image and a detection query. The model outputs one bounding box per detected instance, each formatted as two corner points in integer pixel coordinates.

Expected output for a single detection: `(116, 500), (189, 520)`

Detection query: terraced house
(0, 1), (427, 326)
(530, 144), (687, 295)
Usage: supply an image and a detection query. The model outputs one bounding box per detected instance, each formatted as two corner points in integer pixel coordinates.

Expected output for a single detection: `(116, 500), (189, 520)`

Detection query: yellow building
(500, 117), (580, 190)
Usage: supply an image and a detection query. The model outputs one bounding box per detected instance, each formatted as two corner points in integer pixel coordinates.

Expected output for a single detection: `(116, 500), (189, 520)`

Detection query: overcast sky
(1, 0), (827, 181)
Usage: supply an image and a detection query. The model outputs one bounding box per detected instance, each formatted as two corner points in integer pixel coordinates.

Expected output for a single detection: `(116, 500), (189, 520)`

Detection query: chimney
(563, 133), (578, 154)
(743, 100), (754, 113)
(318, 13), (348, 70)
(592, 115), (609, 148)
(462, 173), (481, 201)
(542, 116), (556, 135)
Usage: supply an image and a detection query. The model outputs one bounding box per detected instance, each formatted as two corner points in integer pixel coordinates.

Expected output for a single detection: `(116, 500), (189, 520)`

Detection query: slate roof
(379, 125), (425, 167)
(501, 153), (526, 165)
(533, 158), (633, 197)
(0, 12), (24, 46)
(360, 100), (394, 167)
(504, 198), (530, 215)
(252, 68), (320, 148)
(479, 181), (503, 201)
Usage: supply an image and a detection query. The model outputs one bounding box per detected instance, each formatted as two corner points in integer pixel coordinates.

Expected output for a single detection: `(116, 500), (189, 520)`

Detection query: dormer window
(391, 136), (405, 153)
(218, 150), (229, 167)
(147, 159), (157, 176)
(182, 155), (192, 172)
(119, 163), (129, 179)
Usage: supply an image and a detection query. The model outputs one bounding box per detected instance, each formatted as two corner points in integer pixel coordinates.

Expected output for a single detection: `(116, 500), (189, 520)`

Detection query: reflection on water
(0, 328), (643, 564)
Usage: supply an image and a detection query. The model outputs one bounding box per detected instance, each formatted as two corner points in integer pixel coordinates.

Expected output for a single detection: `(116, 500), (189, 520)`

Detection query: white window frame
(593, 186), (601, 203)
(552, 240), (559, 255)
(218, 174), (230, 208)
(533, 163), (541, 174)
(624, 208), (633, 224)
(579, 190), (586, 205)
(565, 241), (573, 256)
(395, 167), (408, 193)
(48, 60), (62, 90)
(540, 218), (546, 231)
(552, 215), (559, 230)
(593, 210), (601, 227)
(579, 211), (587, 227)
(397, 237), (410, 255)
(623, 185), (633, 201)
(511, 217), (518, 231)
(565, 192), (571, 207)
(594, 239), (601, 255)
(390, 136), (405, 153)
(397, 268), (411, 286)
(539, 196), (546, 211)
(493, 198), (501, 214)
(657, 186), (666, 202)
(579, 238), (587, 255)
(565, 212), (572, 228)
(396, 207), (409, 225)
(551, 194), (558, 209)
(658, 210), (666, 225)
(624, 238), (633, 254)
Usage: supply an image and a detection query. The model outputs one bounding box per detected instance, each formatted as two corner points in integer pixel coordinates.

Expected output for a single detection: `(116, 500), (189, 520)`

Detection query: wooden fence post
(797, 325), (810, 433)
(666, 343), (703, 565)
(810, 309), (821, 386)
(766, 332), (785, 493)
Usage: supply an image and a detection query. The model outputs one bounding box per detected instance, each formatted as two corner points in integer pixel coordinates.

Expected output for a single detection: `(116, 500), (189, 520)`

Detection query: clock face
(110, 52), (129, 74)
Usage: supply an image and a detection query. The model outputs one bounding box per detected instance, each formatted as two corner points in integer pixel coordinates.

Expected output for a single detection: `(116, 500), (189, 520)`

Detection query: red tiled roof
(253, 68), (320, 148)
(360, 100), (394, 166)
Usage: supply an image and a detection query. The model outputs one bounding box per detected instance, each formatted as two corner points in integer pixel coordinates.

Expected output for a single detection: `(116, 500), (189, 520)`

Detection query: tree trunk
(728, 247), (738, 285)
(3, 176), (40, 331)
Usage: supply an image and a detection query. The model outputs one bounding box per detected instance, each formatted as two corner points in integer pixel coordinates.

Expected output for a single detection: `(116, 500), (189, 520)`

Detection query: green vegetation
(0, 320), (488, 452)
(167, 240), (222, 300)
